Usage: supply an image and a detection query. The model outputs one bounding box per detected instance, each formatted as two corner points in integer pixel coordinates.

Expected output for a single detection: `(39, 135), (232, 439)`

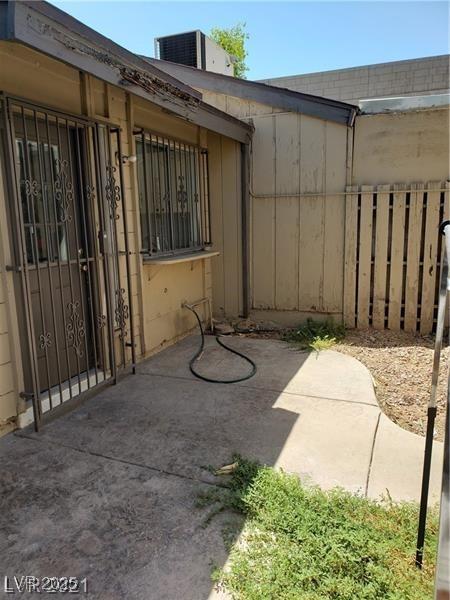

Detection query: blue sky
(52, 1), (449, 80)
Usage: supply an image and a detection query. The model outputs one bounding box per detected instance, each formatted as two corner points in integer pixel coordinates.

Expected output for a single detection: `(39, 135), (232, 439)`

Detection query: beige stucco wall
(0, 42), (239, 431)
(352, 107), (450, 185)
(141, 259), (212, 353)
(0, 41), (83, 114)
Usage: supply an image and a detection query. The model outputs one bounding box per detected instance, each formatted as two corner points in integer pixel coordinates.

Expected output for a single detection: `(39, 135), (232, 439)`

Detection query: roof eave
(144, 57), (359, 126)
(0, 1), (252, 143)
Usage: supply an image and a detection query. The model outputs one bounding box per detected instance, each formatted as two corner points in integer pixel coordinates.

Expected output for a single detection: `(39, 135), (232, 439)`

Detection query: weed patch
(283, 318), (345, 352)
(204, 457), (438, 600)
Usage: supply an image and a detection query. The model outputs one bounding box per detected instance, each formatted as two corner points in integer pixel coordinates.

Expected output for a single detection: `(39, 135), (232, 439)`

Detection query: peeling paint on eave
(26, 9), (201, 111)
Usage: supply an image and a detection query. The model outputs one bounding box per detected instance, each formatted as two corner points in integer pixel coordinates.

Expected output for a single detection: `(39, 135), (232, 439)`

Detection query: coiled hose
(184, 305), (257, 384)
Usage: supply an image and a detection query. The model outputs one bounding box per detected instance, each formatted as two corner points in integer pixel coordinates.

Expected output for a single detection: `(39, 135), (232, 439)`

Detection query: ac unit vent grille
(159, 32), (198, 68)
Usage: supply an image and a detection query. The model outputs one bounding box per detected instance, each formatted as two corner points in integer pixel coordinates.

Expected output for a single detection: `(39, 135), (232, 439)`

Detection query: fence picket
(341, 180), (443, 335)
(357, 185), (374, 328)
(404, 183), (424, 332)
(388, 184), (407, 330)
(343, 185), (359, 327)
(372, 184), (390, 329)
(420, 182), (441, 334)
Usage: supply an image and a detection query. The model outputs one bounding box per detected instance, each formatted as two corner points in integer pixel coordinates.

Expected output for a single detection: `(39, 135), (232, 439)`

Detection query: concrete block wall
(260, 55), (450, 103)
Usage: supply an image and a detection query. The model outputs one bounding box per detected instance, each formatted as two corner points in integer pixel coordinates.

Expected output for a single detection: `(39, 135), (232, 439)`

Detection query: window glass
(136, 135), (209, 256)
(16, 138), (68, 264)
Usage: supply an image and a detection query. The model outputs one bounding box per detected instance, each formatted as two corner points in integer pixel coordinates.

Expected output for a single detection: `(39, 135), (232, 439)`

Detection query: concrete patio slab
(19, 373), (380, 493)
(0, 434), (235, 600)
(0, 335), (444, 599)
(367, 413), (443, 503)
(140, 335), (379, 406)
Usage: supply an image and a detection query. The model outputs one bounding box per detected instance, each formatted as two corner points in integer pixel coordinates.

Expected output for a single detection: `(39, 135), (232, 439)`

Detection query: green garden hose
(184, 305), (257, 384)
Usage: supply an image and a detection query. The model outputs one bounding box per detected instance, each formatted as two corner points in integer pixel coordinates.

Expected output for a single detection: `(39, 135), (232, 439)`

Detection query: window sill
(143, 250), (220, 266)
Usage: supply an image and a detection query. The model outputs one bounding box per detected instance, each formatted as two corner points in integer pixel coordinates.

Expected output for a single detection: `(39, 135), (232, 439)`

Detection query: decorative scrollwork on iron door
(54, 159), (74, 223)
(96, 314), (106, 329)
(23, 179), (41, 203)
(177, 175), (188, 205)
(115, 288), (129, 340)
(105, 165), (121, 221)
(86, 184), (96, 204)
(39, 331), (52, 350)
(21, 179), (42, 263)
(66, 301), (86, 357)
(22, 178), (41, 224)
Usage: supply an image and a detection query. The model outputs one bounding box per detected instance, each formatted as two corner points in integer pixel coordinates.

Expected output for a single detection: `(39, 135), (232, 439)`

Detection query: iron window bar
(134, 128), (211, 257)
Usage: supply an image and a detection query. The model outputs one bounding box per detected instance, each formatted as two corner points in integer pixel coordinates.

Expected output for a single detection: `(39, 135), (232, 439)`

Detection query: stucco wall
(141, 260), (212, 353)
(0, 41), (83, 114)
(352, 107), (450, 185)
(0, 41), (239, 430)
(260, 55), (450, 104)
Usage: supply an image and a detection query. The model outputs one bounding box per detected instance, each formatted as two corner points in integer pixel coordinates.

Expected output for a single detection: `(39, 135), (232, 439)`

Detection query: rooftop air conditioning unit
(154, 31), (234, 76)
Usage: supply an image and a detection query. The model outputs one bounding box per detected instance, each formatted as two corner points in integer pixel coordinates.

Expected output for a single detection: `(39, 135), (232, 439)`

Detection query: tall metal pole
(416, 221), (450, 568)
(434, 223), (450, 598)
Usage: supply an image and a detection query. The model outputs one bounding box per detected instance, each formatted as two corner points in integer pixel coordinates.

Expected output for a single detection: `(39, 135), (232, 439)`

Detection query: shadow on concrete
(0, 335), (381, 599)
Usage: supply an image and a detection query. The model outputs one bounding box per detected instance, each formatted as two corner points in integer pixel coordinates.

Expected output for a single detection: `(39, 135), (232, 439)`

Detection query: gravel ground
(335, 329), (448, 441)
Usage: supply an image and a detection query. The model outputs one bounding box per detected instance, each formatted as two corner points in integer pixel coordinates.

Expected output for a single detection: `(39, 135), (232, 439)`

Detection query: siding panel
(274, 113), (300, 309)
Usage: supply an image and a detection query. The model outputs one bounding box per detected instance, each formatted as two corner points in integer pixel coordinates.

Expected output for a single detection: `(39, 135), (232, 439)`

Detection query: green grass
(283, 318), (346, 352)
(204, 456), (438, 600)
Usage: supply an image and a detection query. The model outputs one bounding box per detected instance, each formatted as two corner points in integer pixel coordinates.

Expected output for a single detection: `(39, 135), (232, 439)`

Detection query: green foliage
(206, 458), (438, 600)
(283, 317), (346, 351)
(210, 23), (249, 79)
(198, 454), (260, 524)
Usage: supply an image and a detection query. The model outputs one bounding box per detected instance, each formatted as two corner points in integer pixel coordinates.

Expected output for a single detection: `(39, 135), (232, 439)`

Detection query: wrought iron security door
(1, 97), (135, 430)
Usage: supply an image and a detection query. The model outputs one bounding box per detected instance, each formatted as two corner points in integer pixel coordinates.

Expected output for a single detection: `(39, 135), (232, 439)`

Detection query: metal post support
(434, 222), (450, 598)
(416, 221), (450, 568)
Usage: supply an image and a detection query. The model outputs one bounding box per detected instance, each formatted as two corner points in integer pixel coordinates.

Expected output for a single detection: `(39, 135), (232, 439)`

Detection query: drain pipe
(241, 142), (251, 318)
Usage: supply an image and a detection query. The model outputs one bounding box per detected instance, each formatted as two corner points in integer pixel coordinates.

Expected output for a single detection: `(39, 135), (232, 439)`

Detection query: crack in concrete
(136, 371), (380, 409)
(364, 411), (382, 497)
(14, 431), (229, 490)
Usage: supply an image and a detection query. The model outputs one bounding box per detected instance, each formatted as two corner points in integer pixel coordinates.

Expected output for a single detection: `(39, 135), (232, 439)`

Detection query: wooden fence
(344, 181), (450, 334)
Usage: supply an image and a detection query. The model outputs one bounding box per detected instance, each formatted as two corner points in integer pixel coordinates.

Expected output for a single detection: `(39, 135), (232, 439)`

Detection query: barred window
(136, 131), (211, 256)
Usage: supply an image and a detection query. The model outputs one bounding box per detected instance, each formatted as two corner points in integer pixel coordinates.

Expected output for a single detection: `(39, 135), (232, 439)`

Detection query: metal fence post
(416, 220), (450, 572)
(433, 222), (450, 598)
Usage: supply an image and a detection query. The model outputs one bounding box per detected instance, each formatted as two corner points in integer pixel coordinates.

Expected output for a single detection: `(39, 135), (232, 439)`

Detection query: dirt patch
(335, 329), (448, 441)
